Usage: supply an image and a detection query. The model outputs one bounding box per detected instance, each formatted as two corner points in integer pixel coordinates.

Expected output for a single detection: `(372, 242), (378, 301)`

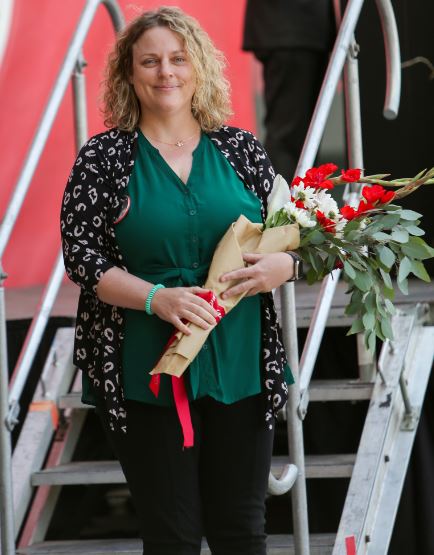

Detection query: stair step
(272, 454), (355, 479)
(59, 381), (373, 411)
(31, 454), (355, 486)
(309, 379), (374, 401)
(17, 534), (336, 555)
(58, 392), (88, 409)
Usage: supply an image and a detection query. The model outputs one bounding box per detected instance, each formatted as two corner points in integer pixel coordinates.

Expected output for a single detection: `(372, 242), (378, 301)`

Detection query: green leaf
(306, 267), (319, 285)
(310, 230), (326, 245)
(353, 271), (372, 292)
(344, 260), (356, 280)
(380, 268), (393, 290)
(410, 260), (431, 282)
(383, 286), (395, 300)
(347, 319), (364, 335)
(397, 277), (408, 295)
(345, 300), (362, 315)
(365, 291), (376, 313)
(400, 209), (423, 220)
(372, 232), (392, 241)
(381, 317), (394, 340)
(398, 256), (412, 282)
(402, 237), (434, 260)
(366, 330), (376, 353)
(391, 228), (409, 243)
(375, 320), (386, 341)
(406, 225), (425, 237)
(363, 312), (376, 330)
(379, 213), (401, 228)
(384, 298), (396, 315)
(378, 246), (396, 268)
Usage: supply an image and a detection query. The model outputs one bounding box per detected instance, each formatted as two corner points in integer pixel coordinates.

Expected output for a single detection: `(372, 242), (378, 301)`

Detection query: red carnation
(356, 199), (375, 215)
(335, 260), (344, 269)
(295, 199), (305, 209)
(380, 190), (395, 204)
(292, 176), (303, 186)
(316, 210), (336, 233)
(319, 179), (334, 190)
(318, 163), (338, 177)
(341, 168), (362, 182)
(340, 205), (357, 220)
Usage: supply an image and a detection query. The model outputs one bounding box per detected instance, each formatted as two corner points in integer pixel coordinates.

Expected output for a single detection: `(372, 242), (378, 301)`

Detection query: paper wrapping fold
(150, 215), (300, 378)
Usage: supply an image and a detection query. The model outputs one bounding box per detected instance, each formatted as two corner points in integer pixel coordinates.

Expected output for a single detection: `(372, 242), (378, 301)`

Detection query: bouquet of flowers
(266, 164), (434, 352)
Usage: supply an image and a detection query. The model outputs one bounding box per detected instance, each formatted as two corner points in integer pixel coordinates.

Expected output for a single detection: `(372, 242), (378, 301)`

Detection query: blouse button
(192, 262), (199, 269)
(189, 209), (197, 216)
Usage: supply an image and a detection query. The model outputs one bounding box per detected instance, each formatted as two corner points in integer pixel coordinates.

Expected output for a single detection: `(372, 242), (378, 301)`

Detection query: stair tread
(17, 534), (336, 555)
(32, 454), (355, 486)
(59, 380), (373, 410)
(309, 379), (373, 401)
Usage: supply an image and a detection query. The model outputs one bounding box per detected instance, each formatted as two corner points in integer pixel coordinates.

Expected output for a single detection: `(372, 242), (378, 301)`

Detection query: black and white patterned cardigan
(60, 125), (290, 434)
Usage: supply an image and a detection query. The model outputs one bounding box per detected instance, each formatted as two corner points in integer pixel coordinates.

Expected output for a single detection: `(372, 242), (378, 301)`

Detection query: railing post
(0, 265), (15, 555)
(343, 36), (377, 381)
(282, 283), (310, 555)
(72, 49), (89, 151)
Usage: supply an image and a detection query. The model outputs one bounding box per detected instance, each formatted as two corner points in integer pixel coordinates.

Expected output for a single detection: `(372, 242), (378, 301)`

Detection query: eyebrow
(138, 50), (186, 58)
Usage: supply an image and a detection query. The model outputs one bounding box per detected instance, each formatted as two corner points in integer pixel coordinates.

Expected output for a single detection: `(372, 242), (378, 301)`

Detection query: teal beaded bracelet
(145, 284), (165, 315)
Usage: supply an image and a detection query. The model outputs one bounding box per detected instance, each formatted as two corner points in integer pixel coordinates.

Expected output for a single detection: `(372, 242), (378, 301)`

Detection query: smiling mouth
(155, 85), (180, 90)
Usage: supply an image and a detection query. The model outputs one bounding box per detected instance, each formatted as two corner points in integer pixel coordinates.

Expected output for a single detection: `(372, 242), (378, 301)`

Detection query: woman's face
(130, 26), (196, 119)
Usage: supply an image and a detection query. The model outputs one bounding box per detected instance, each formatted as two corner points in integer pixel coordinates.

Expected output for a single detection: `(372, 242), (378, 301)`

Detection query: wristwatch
(286, 251), (303, 281)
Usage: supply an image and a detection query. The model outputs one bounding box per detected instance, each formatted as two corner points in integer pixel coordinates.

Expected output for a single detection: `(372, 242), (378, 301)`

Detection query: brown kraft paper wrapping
(150, 215), (300, 378)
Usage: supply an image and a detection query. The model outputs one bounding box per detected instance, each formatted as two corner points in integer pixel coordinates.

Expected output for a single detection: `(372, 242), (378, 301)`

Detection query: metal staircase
(1, 1), (433, 555)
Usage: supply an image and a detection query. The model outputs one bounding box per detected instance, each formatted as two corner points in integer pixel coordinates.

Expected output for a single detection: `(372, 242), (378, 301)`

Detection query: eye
(142, 58), (158, 66)
(174, 56), (186, 64)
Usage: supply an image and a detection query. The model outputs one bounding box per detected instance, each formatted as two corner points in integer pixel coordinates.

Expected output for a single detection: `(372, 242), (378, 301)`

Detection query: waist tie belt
(142, 265), (225, 449)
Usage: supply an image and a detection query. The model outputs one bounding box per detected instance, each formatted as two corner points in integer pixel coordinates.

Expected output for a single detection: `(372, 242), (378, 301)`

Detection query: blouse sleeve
(60, 136), (117, 295)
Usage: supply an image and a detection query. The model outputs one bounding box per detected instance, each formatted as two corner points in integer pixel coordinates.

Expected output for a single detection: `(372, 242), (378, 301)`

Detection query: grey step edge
(17, 533), (336, 555)
(59, 380), (373, 410)
(31, 455), (355, 486)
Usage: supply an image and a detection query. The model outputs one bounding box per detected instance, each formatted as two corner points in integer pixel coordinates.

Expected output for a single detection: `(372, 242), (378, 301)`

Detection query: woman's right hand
(151, 286), (219, 335)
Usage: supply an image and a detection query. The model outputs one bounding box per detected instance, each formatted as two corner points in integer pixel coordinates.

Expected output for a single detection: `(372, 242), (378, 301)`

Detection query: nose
(158, 58), (173, 78)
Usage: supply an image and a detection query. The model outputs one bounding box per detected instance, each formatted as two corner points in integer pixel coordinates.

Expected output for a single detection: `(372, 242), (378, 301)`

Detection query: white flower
(291, 184), (317, 206)
(267, 174), (290, 217)
(315, 190), (339, 220)
(284, 201), (316, 228)
(335, 217), (348, 237)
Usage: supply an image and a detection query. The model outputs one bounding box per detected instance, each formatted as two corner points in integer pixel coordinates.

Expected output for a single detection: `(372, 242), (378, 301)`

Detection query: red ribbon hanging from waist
(149, 291), (226, 448)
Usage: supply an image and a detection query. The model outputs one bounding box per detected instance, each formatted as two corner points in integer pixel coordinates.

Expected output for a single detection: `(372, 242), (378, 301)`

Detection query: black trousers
(254, 48), (330, 181)
(97, 394), (274, 555)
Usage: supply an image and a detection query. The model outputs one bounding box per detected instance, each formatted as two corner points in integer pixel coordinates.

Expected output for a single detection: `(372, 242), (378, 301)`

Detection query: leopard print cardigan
(60, 126), (291, 434)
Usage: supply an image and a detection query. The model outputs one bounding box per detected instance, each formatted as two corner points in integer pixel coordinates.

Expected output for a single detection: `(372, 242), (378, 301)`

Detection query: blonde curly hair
(103, 6), (232, 132)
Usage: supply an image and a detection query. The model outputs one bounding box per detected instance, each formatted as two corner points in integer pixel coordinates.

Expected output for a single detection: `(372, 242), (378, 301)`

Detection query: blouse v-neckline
(138, 128), (204, 187)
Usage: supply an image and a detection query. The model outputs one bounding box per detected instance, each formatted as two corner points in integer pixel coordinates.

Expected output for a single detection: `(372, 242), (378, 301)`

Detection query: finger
(242, 253), (262, 262)
(182, 310), (213, 330)
(220, 267), (254, 283)
(173, 317), (192, 336)
(221, 279), (256, 299)
(187, 302), (217, 325)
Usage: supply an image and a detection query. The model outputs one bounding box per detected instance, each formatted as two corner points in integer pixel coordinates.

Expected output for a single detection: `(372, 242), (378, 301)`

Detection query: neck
(139, 111), (200, 141)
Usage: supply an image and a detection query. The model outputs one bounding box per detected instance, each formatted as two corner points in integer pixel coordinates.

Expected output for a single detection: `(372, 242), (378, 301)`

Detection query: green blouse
(82, 130), (266, 406)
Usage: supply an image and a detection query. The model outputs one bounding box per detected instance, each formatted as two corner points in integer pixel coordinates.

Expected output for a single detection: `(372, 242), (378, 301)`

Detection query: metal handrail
(0, 2), (124, 554)
(295, 0), (401, 401)
(0, 0), (124, 258)
(3, 0), (124, 427)
(282, 0), (401, 553)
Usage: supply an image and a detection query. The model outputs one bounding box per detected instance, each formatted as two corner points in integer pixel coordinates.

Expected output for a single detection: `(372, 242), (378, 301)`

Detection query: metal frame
(280, 0), (401, 552)
(0, 2), (124, 554)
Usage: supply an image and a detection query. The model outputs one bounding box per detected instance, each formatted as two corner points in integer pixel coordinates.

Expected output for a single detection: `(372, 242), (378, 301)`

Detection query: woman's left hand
(220, 252), (294, 299)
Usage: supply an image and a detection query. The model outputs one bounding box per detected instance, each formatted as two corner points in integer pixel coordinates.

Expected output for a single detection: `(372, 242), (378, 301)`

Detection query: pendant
(175, 141), (184, 147)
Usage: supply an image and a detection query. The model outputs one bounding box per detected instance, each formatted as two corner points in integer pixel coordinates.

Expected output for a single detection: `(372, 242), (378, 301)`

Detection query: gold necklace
(143, 130), (199, 148)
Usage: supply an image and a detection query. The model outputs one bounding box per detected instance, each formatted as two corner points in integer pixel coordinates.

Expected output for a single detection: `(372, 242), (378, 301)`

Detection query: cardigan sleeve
(60, 136), (117, 294)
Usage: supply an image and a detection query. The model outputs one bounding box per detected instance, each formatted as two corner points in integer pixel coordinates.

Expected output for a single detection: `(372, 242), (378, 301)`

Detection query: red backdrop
(0, 0), (255, 287)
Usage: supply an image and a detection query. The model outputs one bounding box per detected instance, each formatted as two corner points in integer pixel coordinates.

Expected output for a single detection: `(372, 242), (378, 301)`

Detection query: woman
(61, 7), (297, 555)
